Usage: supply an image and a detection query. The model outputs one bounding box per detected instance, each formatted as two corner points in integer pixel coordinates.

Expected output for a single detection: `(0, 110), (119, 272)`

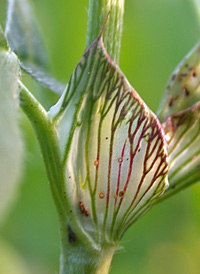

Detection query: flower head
(50, 34), (168, 244)
(157, 41), (200, 199)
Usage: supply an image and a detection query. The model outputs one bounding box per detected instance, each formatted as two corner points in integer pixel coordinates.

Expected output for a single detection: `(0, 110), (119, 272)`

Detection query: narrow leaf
(157, 41), (200, 122)
(0, 28), (23, 225)
(5, 0), (64, 94)
(6, 0), (48, 68)
(49, 35), (168, 243)
(20, 62), (65, 95)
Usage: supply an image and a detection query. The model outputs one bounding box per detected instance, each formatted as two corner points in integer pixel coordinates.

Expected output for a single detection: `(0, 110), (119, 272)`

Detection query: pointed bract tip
(99, 11), (111, 40)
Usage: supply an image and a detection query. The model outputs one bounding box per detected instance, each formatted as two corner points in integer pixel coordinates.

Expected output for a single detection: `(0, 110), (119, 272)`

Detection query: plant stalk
(18, 81), (114, 273)
(59, 221), (116, 274)
(58, 0), (125, 272)
(18, 81), (65, 216)
(19, 0), (125, 272)
(18, 81), (98, 246)
(87, 0), (125, 64)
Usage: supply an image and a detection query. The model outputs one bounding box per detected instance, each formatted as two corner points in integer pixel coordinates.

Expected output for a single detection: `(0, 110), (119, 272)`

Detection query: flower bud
(49, 35), (168, 244)
(158, 41), (200, 122)
(160, 101), (200, 200)
(157, 40), (200, 200)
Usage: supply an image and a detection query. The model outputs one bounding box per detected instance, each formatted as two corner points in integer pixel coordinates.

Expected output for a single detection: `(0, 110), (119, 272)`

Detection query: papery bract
(157, 40), (200, 199)
(161, 102), (200, 199)
(49, 35), (168, 244)
(158, 41), (200, 122)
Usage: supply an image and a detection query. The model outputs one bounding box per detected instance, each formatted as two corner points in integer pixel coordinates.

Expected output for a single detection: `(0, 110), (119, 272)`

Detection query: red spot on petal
(99, 192), (105, 199)
(119, 190), (125, 198)
(118, 157), (123, 163)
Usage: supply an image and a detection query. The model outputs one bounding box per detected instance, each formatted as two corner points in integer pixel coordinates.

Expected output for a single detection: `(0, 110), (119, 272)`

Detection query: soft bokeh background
(1, 0), (200, 273)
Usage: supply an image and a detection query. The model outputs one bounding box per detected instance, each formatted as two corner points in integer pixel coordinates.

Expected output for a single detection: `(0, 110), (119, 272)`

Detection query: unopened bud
(50, 34), (168, 244)
(158, 41), (200, 122)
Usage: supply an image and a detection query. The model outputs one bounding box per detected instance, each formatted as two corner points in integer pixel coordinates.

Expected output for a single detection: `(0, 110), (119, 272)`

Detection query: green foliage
(6, 0), (48, 68)
(6, 0), (65, 94)
(0, 0), (200, 273)
(0, 27), (23, 225)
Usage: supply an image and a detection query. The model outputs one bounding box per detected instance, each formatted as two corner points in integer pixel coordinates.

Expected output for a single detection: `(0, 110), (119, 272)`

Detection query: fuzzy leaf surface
(0, 28), (23, 225)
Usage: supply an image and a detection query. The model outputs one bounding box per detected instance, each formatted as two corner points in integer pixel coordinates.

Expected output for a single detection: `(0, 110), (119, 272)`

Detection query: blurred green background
(1, 0), (200, 273)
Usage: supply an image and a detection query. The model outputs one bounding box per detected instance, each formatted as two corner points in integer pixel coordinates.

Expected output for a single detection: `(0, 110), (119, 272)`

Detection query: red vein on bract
(105, 79), (124, 206)
(127, 125), (167, 213)
(116, 116), (148, 214)
(99, 11), (111, 40)
(115, 139), (127, 206)
(129, 120), (162, 207)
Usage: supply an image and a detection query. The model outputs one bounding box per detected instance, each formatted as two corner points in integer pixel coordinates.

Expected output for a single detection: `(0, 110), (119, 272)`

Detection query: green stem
(19, 80), (93, 237)
(87, 0), (124, 64)
(19, 1), (125, 272)
(60, 221), (116, 274)
(18, 81), (65, 216)
(19, 81), (106, 272)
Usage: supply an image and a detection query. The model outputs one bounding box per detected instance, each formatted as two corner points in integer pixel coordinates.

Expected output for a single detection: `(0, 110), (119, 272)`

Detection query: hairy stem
(59, 220), (116, 274)
(87, 0), (125, 64)
(18, 81), (65, 215)
(19, 81), (105, 272)
(19, 0), (125, 272)
(19, 81), (94, 238)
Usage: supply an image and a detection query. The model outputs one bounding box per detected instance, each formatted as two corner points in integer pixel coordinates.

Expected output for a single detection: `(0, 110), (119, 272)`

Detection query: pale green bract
(160, 102), (200, 200)
(49, 34), (169, 243)
(158, 41), (200, 123)
(157, 40), (200, 200)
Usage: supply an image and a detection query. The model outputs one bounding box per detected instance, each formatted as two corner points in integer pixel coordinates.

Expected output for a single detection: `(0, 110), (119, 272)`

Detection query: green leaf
(20, 63), (65, 95)
(49, 35), (168, 243)
(6, 0), (48, 68)
(160, 102), (200, 200)
(5, 0), (65, 94)
(157, 41), (200, 122)
(0, 29), (23, 225)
